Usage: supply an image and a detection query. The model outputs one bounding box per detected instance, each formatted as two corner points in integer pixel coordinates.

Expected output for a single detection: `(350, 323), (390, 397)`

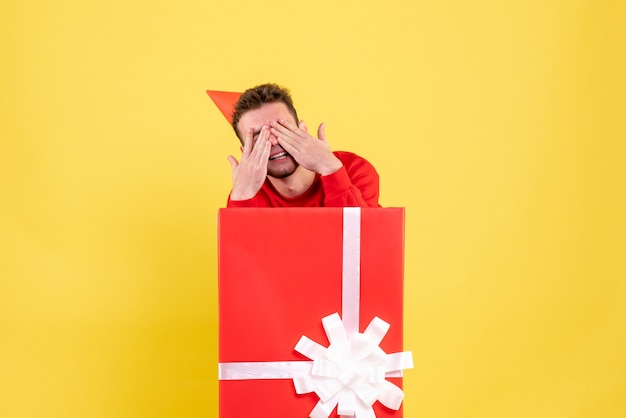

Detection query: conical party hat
(206, 90), (242, 125)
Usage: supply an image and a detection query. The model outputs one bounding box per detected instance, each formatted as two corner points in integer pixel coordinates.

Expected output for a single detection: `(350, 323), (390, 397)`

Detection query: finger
(275, 118), (306, 137)
(242, 128), (254, 156)
(252, 131), (272, 166)
(276, 135), (299, 156)
(269, 120), (294, 136)
(274, 131), (300, 154)
(317, 123), (328, 143)
(269, 127), (298, 149)
(251, 126), (271, 160)
(227, 155), (239, 172)
(267, 125), (279, 146)
(259, 137), (271, 162)
(299, 120), (308, 133)
(271, 120), (306, 147)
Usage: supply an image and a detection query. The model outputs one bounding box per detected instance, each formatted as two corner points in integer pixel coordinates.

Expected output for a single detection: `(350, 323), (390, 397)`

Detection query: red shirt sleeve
(226, 192), (270, 207)
(321, 152), (381, 207)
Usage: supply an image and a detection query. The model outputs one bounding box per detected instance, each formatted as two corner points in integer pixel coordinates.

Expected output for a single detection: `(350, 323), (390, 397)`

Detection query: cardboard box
(218, 208), (409, 417)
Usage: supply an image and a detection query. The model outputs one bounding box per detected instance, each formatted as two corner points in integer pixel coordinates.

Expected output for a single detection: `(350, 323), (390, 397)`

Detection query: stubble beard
(267, 156), (298, 179)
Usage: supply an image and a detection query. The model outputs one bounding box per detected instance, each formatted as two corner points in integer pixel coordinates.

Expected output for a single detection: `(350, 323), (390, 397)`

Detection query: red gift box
(218, 208), (410, 417)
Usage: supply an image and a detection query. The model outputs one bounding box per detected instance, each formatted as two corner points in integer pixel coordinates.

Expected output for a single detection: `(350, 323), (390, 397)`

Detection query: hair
(232, 83), (299, 140)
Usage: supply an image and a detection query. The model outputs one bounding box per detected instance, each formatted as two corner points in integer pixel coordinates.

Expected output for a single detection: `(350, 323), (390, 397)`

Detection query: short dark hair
(232, 83), (299, 140)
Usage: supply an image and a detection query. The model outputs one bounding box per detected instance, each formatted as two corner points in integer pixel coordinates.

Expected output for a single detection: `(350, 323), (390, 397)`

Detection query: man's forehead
(238, 102), (296, 127)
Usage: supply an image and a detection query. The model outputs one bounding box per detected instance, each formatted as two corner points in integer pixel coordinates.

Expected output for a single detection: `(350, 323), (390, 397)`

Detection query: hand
(227, 126), (271, 200)
(270, 119), (343, 176)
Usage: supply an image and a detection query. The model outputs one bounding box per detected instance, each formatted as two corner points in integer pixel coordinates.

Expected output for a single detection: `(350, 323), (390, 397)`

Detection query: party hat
(206, 90), (242, 124)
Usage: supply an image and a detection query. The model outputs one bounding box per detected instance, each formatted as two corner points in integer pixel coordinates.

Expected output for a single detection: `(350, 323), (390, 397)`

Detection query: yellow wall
(1, 1), (625, 417)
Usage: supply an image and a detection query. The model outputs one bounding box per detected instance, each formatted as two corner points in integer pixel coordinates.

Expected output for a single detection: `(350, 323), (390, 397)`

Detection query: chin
(268, 164), (298, 179)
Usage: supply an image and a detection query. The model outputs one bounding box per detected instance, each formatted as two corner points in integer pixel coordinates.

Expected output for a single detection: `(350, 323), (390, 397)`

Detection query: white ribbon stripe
(342, 207), (361, 336)
(219, 361), (313, 380)
(218, 208), (413, 417)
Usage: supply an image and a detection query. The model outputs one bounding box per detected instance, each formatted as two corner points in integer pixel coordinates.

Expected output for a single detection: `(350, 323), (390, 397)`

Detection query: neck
(268, 166), (316, 198)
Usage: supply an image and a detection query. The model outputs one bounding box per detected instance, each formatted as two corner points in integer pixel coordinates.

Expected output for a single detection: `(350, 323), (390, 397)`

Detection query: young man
(226, 83), (381, 207)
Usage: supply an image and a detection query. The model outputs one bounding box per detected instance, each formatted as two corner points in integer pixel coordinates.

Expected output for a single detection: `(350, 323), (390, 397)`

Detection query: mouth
(269, 151), (288, 161)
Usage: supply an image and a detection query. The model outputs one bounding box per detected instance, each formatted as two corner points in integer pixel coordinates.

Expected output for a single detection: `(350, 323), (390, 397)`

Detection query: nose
(269, 133), (278, 146)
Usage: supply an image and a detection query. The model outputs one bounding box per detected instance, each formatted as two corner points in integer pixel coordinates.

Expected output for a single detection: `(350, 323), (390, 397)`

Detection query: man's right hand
(227, 126), (271, 201)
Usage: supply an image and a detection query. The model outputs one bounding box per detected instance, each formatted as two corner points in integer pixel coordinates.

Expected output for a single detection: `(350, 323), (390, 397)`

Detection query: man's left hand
(270, 119), (343, 176)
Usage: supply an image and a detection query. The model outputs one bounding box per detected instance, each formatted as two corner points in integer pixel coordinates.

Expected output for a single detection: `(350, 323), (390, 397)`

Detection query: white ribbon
(342, 207), (361, 336)
(218, 208), (413, 417)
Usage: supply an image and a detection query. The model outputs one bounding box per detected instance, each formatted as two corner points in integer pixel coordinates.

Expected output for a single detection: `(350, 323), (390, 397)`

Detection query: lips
(269, 151), (288, 161)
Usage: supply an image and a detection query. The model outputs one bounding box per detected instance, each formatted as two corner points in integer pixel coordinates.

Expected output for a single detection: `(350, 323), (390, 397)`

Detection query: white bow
(293, 313), (413, 418)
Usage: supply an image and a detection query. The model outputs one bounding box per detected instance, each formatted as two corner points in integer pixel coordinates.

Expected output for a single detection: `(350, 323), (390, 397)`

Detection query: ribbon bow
(293, 313), (413, 418)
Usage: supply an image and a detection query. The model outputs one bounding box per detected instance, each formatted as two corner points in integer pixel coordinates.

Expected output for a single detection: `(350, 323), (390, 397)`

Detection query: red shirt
(227, 151), (381, 208)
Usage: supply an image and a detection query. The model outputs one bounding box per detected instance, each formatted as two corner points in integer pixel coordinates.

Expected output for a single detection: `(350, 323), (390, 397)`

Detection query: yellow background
(2, 0), (625, 417)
